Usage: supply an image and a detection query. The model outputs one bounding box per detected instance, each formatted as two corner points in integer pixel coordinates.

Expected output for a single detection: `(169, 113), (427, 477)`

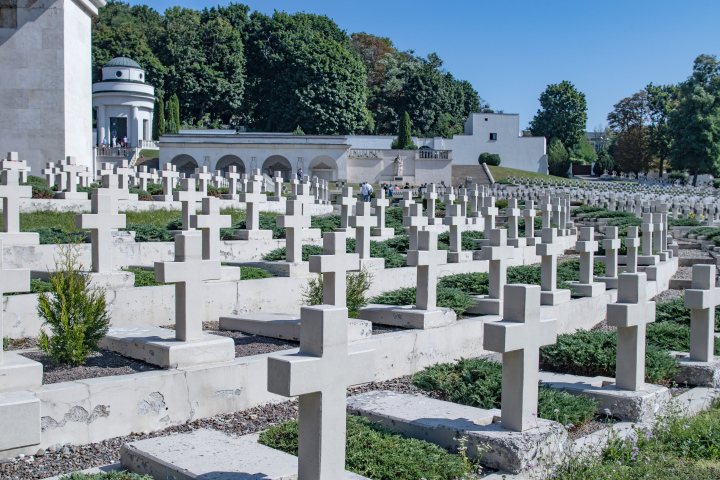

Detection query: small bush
(669, 217), (702, 227)
(234, 215), (285, 239)
(687, 227), (720, 238)
(437, 230), (484, 250)
(301, 267), (373, 317)
(412, 358), (598, 428)
(37, 245), (110, 366)
(647, 321), (720, 355)
(540, 329), (677, 384)
(34, 227), (87, 245)
(122, 223), (174, 243)
(261, 244), (324, 262)
(384, 207), (405, 235)
(495, 199), (508, 209)
(310, 215), (342, 233)
(370, 286), (474, 317)
(241, 267), (275, 280)
(165, 217), (183, 231)
(259, 415), (466, 480)
(478, 152), (501, 166)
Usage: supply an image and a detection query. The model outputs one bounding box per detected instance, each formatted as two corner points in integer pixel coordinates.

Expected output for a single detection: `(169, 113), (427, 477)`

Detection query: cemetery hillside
(2, 1), (720, 480)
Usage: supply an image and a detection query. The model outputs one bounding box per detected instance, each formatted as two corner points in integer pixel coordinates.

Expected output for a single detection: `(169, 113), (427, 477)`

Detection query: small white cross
(189, 197), (231, 261)
(336, 187), (354, 229)
(193, 166), (211, 196)
(155, 233), (221, 341)
(406, 230), (447, 310)
(536, 227), (564, 293)
(481, 196), (498, 234)
(576, 227), (598, 284)
(685, 265), (720, 362)
(350, 201), (375, 259)
(159, 164), (179, 196)
(403, 203), (427, 251)
(481, 229), (515, 300)
(276, 200), (310, 262)
(224, 165), (240, 194)
(371, 189), (390, 229)
(42, 162), (56, 188)
(625, 226), (640, 273)
(484, 284), (557, 432)
(238, 174), (267, 231)
(267, 304), (374, 479)
(308, 232), (360, 307)
(443, 203), (464, 252)
(174, 178), (202, 231)
(76, 192), (125, 273)
(0, 170), (31, 233)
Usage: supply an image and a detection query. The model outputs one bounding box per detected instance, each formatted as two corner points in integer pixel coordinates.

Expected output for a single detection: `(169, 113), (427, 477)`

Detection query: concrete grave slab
(219, 313), (372, 342)
(538, 371), (670, 422)
(0, 391), (40, 452)
(121, 430), (368, 480)
(0, 352), (42, 393)
(359, 304), (456, 329)
(100, 326), (235, 369)
(347, 390), (567, 475)
(671, 351), (720, 386)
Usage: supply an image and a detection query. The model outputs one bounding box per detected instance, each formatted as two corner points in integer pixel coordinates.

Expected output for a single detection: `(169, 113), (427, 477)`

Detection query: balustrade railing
(416, 149), (450, 159)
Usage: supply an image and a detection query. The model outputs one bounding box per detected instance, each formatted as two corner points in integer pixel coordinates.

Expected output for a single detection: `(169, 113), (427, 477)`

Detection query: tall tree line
(92, 1), (483, 137)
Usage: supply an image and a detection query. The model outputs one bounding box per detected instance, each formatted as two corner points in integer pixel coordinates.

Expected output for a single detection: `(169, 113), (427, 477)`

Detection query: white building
(0, 0), (106, 174)
(158, 111), (547, 184)
(93, 57), (155, 149)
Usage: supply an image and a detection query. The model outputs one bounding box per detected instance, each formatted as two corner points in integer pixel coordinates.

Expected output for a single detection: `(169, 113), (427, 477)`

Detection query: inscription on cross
(309, 232), (360, 307)
(484, 284), (557, 432)
(155, 233), (221, 341)
(267, 304), (374, 479)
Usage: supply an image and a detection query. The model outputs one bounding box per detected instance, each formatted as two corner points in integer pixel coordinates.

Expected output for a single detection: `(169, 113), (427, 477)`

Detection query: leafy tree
(669, 54), (720, 186)
(646, 83), (678, 178)
(568, 135), (597, 164)
(614, 126), (653, 173)
(244, 11), (369, 134)
(593, 150), (615, 176)
(607, 91), (648, 132)
(152, 96), (165, 140)
(391, 111), (413, 149)
(530, 81), (587, 149)
(547, 137), (571, 177)
(478, 152), (501, 166)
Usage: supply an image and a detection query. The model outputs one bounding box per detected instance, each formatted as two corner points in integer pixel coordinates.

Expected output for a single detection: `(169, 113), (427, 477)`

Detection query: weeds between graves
(543, 398), (720, 479)
(36, 245), (110, 366)
(301, 267), (373, 318)
(259, 415), (468, 480)
(412, 358), (598, 429)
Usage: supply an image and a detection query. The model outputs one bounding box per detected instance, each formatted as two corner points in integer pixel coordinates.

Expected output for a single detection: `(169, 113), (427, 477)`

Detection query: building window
(489, 133), (497, 141)
(484, 118), (488, 121)
(116, 71), (122, 78)
(0, 0), (18, 29)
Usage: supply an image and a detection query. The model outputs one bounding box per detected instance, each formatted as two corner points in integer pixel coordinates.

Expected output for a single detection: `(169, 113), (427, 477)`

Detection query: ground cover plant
(370, 286), (474, 317)
(650, 297), (720, 354)
(539, 330), (678, 384)
(36, 246), (110, 366)
(240, 267), (276, 280)
(546, 400), (720, 479)
(579, 210), (636, 219)
(487, 165), (579, 184)
(259, 415), (467, 480)
(437, 230), (484, 250)
(668, 217), (702, 227)
(261, 244), (324, 262)
(412, 358), (598, 428)
(122, 268), (168, 287)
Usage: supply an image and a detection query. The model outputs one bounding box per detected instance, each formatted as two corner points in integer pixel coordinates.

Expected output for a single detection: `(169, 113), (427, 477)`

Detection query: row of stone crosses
(4, 152), (720, 477)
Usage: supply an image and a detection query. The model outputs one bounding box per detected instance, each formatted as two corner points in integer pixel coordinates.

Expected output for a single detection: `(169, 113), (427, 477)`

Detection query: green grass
(552, 401), (720, 479)
(240, 267), (276, 280)
(122, 268), (168, 287)
(259, 415), (467, 480)
(138, 149), (159, 159)
(487, 165), (586, 184)
(412, 358), (598, 428)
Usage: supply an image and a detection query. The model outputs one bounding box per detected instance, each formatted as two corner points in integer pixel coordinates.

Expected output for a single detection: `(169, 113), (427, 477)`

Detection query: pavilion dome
(101, 56), (146, 83)
(105, 57), (142, 69)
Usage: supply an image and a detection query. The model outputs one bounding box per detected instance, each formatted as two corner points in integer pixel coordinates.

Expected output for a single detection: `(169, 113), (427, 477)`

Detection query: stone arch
(216, 155), (246, 176)
(309, 155), (338, 182)
(171, 154), (198, 178)
(262, 155), (292, 182)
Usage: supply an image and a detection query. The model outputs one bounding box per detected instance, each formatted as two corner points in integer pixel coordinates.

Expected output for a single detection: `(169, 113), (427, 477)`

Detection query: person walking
(297, 167), (303, 180)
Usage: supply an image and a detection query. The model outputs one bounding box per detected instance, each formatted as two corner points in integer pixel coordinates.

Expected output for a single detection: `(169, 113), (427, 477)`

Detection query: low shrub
(259, 415), (466, 480)
(301, 267), (373, 317)
(240, 267), (275, 280)
(145, 182), (164, 196)
(412, 358), (598, 428)
(233, 215), (285, 239)
(34, 227), (87, 245)
(656, 297), (720, 330)
(25, 176), (56, 199)
(122, 223), (174, 243)
(207, 186), (229, 197)
(346, 237), (406, 268)
(478, 152), (501, 166)
(687, 227), (720, 238)
(582, 210), (635, 219)
(165, 217), (183, 231)
(384, 207), (405, 235)
(571, 206), (607, 216)
(261, 244), (324, 262)
(668, 217), (702, 227)
(310, 215), (342, 233)
(605, 216), (642, 228)
(437, 230), (484, 250)
(647, 321), (720, 355)
(37, 245), (110, 366)
(370, 286), (474, 317)
(495, 199), (508, 210)
(128, 187), (153, 201)
(539, 329), (677, 384)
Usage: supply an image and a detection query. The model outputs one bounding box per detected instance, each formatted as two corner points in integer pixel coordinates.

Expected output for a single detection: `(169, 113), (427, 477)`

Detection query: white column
(131, 106), (139, 147)
(97, 106), (106, 147)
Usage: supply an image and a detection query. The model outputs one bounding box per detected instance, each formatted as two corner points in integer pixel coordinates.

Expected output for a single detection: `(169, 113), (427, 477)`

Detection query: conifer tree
(153, 96), (165, 140)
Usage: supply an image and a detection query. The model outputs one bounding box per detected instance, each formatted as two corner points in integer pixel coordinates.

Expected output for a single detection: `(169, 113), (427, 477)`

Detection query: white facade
(93, 57), (155, 148)
(0, 0), (105, 174)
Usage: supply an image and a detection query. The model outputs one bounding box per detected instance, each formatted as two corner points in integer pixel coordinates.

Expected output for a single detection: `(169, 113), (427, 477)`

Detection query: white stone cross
(159, 164), (179, 197)
(77, 167), (92, 188)
(273, 171), (284, 198)
(371, 188), (390, 231)
(685, 265), (720, 363)
(239, 173), (248, 193)
(484, 284), (557, 432)
(42, 162), (56, 188)
(625, 226), (640, 273)
(225, 165), (240, 194)
(399, 190), (415, 218)
(576, 227), (598, 284)
(174, 178), (202, 231)
(189, 197), (231, 261)
(293, 180), (314, 205)
(267, 304), (374, 480)
(0, 238), (30, 365)
(76, 192), (125, 273)
(0, 170), (31, 233)
(481, 196), (498, 234)
(58, 157), (84, 193)
(424, 183), (438, 222)
(523, 200), (537, 246)
(603, 226), (621, 281)
(456, 188), (469, 219)
(607, 272), (656, 391)
(238, 173), (267, 232)
(443, 186), (455, 206)
(54, 160), (67, 191)
(276, 200), (310, 262)
(289, 177), (299, 197)
(336, 187), (354, 229)
(404, 203), (428, 251)
(212, 170), (225, 188)
(443, 203), (464, 253)
(155, 233), (221, 341)
(309, 232), (360, 307)
(536, 228), (566, 298)
(652, 212), (664, 255)
(481, 229), (516, 302)
(194, 166), (211, 196)
(506, 198), (523, 246)
(641, 213), (655, 256)
(1, 153), (28, 184)
(350, 201), (374, 260)
(540, 196), (552, 229)
(115, 160), (135, 193)
(407, 230), (447, 310)
(136, 165), (152, 191)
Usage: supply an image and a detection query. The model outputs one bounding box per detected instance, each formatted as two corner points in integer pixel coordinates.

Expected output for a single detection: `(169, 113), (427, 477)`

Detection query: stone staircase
(451, 165), (493, 187)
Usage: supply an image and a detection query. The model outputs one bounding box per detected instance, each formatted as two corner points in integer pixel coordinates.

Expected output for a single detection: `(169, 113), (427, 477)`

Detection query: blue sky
(126, 0), (719, 132)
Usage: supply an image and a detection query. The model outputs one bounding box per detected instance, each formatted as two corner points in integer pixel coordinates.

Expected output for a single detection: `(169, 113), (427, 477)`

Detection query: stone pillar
(97, 106), (106, 147)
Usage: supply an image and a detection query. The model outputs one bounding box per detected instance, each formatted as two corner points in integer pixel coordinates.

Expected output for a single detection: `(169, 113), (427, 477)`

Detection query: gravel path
(678, 248), (713, 259)
(653, 289), (684, 303)
(672, 266), (693, 279)
(20, 350), (159, 385)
